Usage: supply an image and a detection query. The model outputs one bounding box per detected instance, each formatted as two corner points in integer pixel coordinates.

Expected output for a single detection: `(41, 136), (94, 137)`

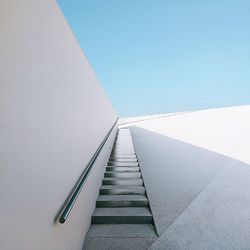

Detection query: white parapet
(0, 1), (117, 249)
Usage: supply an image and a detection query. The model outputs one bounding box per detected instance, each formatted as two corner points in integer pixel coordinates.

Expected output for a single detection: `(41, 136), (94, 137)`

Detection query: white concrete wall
(0, 1), (117, 249)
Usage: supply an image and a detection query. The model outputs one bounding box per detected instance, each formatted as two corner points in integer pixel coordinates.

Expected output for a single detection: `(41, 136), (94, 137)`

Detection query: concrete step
(112, 146), (134, 149)
(106, 166), (140, 172)
(113, 149), (135, 152)
(112, 148), (134, 151)
(96, 195), (148, 207)
(109, 156), (137, 161)
(111, 152), (136, 156)
(84, 237), (156, 250)
(108, 162), (139, 167)
(102, 178), (143, 186)
(110, 154), (137, 158)
(103, 176), (142, 179)
(84, 224), (157, 249)
(114, 141), (133, 144)
(113, 146), (135, 150)
(109, 158), (138, 163)
(112, 150), (135, 153)
(100, 185), (146, 195)
(111, 153), (136, 157)
(92, 207), (153, 224)
(104, 171), (141, 178)
(86, 224), (156, 238)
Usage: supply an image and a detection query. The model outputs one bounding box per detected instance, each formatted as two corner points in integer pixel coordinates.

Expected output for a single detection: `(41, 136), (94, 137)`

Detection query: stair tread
(109, 159), (137, 161)
(109, 156), (137, 159)
(103, 179), (143, 186)
(84, 237), (156, 250)
(112, 152), (135, 154)
(103, 177), (142, 180)
(86, 224), (156, 238)
(105, 171), (141, 174)
(97, 195), (147, 201)
(107, 166), (139, 168)
(111, 151), (136, 157)
(107, 166), (139, 169)
(109, 162), (138, 165)
(113, 147), (135, 150)
(104, 173), (141, 178)
(106, 167), (140, 172)
(112, 149), (135, 151)
(93, 207), (152, 217)
(101, 185), (145, 189)
(100, 188), (145, 195)
(105, 171), (141, 175)
(108, 162), (139, 166)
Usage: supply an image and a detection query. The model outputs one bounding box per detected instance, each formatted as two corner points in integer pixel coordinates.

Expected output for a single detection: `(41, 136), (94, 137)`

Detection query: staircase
(84, 128), (156, 250)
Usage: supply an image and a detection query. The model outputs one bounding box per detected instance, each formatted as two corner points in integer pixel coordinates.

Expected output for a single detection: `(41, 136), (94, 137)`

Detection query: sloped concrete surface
(128, 105), (250, 249)
(149, 160), (250, 250)
(131, 128), (230, 236)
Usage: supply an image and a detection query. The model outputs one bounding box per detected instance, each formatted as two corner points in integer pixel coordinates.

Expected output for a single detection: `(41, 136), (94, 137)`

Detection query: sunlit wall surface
(0, 1), (117, 249)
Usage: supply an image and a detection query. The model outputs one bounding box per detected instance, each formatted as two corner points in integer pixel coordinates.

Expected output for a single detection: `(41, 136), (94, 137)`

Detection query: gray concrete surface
(84, 238), (156, 250)
(84, 224), (157, 250)
(130, 125), (250, 249)
(149, 161), (250, 250)
(130, 127), (231, 236)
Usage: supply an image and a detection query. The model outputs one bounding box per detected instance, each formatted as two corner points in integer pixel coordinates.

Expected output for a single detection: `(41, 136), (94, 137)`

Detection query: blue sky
(58, 0), (250, 117)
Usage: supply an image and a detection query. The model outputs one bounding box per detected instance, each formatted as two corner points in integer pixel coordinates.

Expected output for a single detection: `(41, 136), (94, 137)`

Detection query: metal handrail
(59, 118), (118, 224)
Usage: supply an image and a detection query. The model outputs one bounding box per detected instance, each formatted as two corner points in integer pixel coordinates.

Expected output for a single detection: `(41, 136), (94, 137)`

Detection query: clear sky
(58, 0), (250, 117)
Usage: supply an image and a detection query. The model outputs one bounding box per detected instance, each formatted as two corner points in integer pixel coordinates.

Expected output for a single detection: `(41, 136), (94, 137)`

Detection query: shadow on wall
(129, 126), (250, 249)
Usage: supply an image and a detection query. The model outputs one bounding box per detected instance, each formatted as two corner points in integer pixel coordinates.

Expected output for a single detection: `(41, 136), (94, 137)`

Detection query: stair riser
(111, 154), (136, 157)
(113, 145), (135, 149)
(104, 172), (141, 178)
(96, 200), (149, 207)
(109, 159), (138, 163)
(112, 150), (135, 152)
(106, 167), (140, 172)
(109, 156), (137, 160)
(92, 216), (153, 224)
(111, 153), (136, 157)
(100, 189), (146, 195)
(108, 163), (139, 167)
(102, 179), (143, 185)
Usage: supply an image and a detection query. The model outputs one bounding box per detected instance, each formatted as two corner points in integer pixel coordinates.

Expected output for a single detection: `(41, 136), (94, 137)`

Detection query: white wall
(0, 1), (117, 249)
